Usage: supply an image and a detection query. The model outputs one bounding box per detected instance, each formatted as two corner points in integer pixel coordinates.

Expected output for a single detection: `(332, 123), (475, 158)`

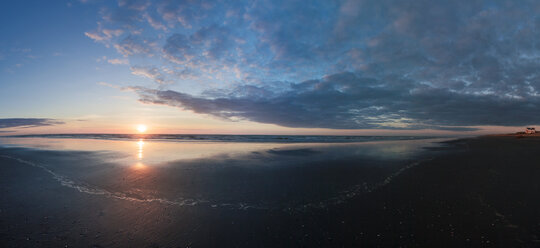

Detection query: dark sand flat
(1, 136), (540, 247)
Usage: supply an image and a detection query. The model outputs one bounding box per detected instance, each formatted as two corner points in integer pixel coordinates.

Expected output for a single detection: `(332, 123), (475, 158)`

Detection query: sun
(136, 124), (147, 133)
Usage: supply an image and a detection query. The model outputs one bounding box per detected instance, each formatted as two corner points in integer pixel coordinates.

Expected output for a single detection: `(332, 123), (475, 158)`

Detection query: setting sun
(136, 124), (147, 133)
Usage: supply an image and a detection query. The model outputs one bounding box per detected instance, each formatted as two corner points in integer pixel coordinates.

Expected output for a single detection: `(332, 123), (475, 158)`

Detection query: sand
(1, 135), (540, 247)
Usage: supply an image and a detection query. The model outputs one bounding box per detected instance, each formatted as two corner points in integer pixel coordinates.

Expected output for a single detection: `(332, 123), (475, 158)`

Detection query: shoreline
(1, 135), (540, 246)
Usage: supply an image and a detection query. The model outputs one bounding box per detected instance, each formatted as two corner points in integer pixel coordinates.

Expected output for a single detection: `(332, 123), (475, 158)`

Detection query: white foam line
(288, 159), (432, 212)
(1, 154), (429, 212)
(0, 155), (269, 210)
(370, 159), (429, 190)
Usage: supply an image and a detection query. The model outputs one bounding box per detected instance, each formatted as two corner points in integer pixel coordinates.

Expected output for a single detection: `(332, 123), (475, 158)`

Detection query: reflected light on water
(133, 161), (146, 170)
(0, 137), (452, 167)
(135, 139), (146, 169)
(137, 139), (144, 160)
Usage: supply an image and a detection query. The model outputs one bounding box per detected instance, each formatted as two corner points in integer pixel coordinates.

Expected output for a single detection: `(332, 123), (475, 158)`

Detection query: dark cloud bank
(130, 71), (537, 131)
(94, 0), (540, 130)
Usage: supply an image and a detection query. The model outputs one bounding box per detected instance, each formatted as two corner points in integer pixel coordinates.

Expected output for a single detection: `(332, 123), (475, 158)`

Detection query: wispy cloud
(130, 66), (172, 85)
(107, 58), (129, 65)
(97, 81), (120, 89)
(144, 13), (167, 31)
(113, 36), (155, 56)
(0, 118), (64, 129)
(85, 28), (124, 42)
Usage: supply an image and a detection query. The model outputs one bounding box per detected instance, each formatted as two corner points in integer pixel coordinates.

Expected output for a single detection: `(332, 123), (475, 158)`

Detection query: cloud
(86, 0), (540, 130)
(0, 118), (64, 129)
(85, 28), (124, 42)
(107, 58), (129, 65)
(130, 66), (172, 84)
(161, 24), (238, 79)
(155, 0), (216, 29)
(144, 13), (167, 31)
(97, 81), (120, 89)
(118, 0), (150, 11)
(114, 36), (155, 56)
(128, 72), (540, 130)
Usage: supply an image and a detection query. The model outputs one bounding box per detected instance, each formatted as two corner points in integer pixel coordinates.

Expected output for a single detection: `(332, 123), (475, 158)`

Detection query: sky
(1, 0), (539, 135)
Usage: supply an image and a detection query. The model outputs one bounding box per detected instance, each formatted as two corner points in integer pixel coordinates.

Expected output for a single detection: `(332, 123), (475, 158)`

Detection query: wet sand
(1, 136), (540, 247)
(333, 135), (540, 247)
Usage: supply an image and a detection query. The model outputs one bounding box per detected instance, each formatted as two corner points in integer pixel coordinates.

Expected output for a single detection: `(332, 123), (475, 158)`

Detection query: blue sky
(1, 0), (540, 134)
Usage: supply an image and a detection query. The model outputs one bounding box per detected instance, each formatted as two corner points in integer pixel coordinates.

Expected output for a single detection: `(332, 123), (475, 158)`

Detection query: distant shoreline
(488, 132), (540, 137)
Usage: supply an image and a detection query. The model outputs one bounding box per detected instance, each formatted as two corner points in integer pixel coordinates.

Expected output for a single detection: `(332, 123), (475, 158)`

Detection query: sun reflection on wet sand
(133, 162), (146, 170)
(137, 139), (144, 160)
(134, 139), (146, 169)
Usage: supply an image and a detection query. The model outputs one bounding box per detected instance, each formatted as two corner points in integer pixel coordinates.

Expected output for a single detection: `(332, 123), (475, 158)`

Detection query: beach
(4, 0), (539, 247)
(1, 135), (540, 247)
